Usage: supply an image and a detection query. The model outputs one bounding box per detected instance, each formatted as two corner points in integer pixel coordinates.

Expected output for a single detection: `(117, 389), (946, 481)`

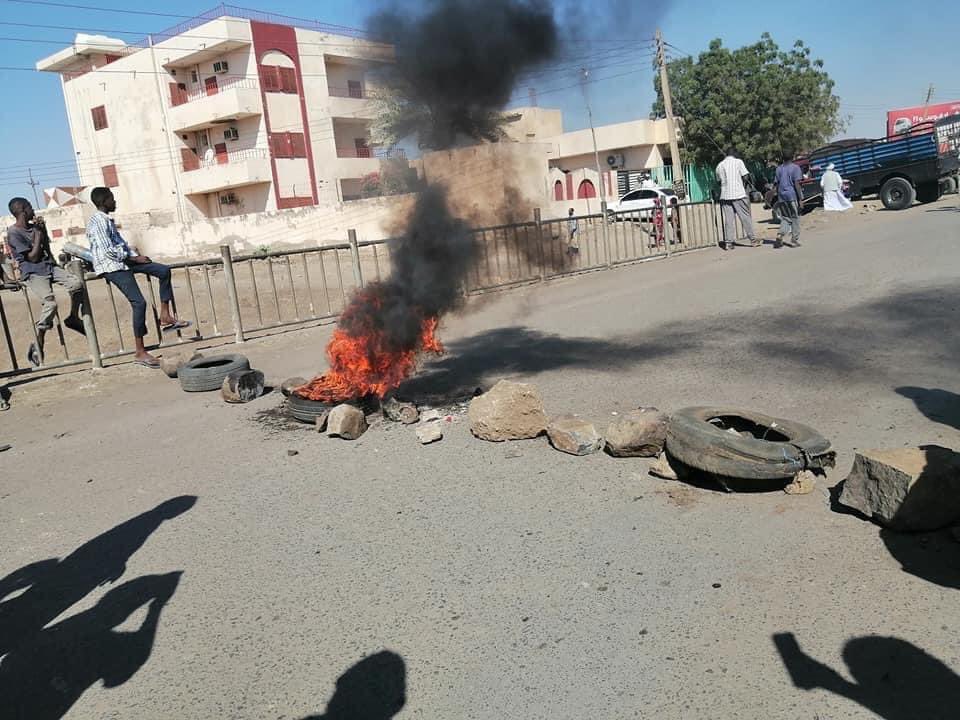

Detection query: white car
(605, 186), (677, 221)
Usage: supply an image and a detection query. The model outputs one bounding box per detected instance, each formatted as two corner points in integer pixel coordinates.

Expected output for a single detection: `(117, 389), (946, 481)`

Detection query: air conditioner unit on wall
(606, 153), (626, 169)
(224, 126), (239, 141)
(213, 60), (229, 74)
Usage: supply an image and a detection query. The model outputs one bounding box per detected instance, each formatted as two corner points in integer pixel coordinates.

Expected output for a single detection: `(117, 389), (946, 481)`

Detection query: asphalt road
(2, 198), (959, 719)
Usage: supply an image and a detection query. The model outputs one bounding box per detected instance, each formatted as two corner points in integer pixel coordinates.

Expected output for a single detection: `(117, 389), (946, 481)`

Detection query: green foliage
(652, 34), (845, 165)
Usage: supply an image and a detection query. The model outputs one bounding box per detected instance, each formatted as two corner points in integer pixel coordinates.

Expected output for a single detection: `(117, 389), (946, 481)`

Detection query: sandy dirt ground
(1, 195), (958, 719)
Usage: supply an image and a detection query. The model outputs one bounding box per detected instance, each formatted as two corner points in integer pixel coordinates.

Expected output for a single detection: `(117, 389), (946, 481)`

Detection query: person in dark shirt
(6, 197), (87, 367)
(774, 152), (804, 248)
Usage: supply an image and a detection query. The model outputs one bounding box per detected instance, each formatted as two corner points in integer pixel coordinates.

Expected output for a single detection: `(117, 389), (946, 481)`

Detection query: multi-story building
(37, 7), (393, 219)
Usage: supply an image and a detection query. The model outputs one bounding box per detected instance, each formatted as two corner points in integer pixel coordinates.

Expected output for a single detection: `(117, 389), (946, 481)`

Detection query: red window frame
(261, 65), (298, 94)
(102, 164), (118, 187)
(91, 105), (108, 131)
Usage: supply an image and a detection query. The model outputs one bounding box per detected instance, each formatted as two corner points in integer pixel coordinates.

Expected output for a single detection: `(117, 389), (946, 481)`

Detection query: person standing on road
(821, 163), (852, 212)
(715, 147), (759, 250)
(6, 197), (87, 367)
(566, 208), (579, 256)
(774, 152), (805, 248)
(86, 187), (191, 369)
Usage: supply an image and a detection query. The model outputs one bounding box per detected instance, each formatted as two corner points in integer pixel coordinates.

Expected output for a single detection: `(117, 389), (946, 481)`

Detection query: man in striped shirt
(86, 187), (190, 368)
(715, 147), (758, 249)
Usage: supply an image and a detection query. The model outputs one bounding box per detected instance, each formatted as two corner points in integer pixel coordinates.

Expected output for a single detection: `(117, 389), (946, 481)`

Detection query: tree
(359, 157), (421, 199)
(652, 34), (845, 166)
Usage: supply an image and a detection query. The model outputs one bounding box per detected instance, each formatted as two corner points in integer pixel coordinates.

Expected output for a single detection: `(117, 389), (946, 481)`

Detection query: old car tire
(944, 176), (958, 194)
(665, 407), (835, 481)
(286, 393), (336, 424)
(916, 182), (942, 204)
(880, 177), (915, 210)
(178, 353), (250, 392)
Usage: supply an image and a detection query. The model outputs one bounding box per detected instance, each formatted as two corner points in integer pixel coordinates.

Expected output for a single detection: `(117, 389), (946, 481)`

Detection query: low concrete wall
(2, 194), (415, 262)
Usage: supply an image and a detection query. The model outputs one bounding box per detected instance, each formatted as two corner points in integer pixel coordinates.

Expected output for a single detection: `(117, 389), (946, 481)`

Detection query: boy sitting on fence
(6, 197), (87, 367)
(86, 187), (190, 369)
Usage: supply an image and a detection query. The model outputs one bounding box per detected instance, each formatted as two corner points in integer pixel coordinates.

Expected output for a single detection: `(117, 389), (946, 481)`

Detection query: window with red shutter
(260, 66), (281, 92)
(289, 133), (307, 158)
(270, 133), (294, 158)
(102, 164), (118, 187)
(169, 82), (188, 106)
(279, 67), (297, 94)
(180, 148), (199, 172)
(348, 80), (362, 98)
(91, 105), (107, 131)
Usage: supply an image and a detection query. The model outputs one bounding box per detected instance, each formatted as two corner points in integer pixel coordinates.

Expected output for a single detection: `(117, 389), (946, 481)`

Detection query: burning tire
(665, 406), (835, 481)
(178, 354), (250, 392)
(286, 393), (336, 424)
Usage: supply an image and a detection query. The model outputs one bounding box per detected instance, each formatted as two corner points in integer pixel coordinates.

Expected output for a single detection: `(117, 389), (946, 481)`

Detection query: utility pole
(924, 83), (935, 105)
(27, 169), (40, 207)
(580, 67), (605, 203)
(656, 29), (685, 198)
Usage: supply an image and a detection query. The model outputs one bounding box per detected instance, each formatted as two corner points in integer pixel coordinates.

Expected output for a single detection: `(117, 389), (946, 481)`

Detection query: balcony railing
(183, 147), (268, 172)
(170, 77), (259, 107)
(328, 83), (366, 99)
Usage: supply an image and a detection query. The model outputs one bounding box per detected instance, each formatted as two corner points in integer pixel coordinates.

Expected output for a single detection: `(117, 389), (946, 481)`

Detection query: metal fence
(0, 200), (719, 378)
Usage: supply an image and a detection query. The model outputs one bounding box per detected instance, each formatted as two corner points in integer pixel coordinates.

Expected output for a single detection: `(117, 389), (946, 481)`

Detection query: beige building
(504, 107), (675, 201)
(37, 10), (393, 220)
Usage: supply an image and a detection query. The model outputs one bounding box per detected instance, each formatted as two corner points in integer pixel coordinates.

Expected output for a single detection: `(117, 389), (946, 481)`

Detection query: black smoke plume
(334, 1), (562, 357)
(368, 0), (558, 149)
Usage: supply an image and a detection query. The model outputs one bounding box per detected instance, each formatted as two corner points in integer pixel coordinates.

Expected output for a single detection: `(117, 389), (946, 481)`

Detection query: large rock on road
(468, 380), (547, 442)
(839, 445), (960, 531)
(605, 407), (669, 457)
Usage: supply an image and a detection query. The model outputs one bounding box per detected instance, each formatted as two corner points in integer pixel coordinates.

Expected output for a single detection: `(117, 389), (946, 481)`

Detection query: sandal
(161, 319), (192, 332)
(134, 357), (161, 369)
(27, 342), (42, 368)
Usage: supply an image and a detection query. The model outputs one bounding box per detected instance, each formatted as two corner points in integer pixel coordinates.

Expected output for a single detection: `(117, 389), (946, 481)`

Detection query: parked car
(606, 186), (677, 221)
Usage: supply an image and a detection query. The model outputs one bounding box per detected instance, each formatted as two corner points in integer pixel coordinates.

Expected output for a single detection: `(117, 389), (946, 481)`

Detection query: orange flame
(295, 316), (443, 402)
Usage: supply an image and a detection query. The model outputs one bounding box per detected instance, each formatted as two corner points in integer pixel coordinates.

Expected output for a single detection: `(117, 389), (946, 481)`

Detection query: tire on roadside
(879, 177), (915, 210)
(939, 176), (957, 195)
(286, 393), (336, 424)
(178, 353), (251, 392)
(665, 406), (835, 481)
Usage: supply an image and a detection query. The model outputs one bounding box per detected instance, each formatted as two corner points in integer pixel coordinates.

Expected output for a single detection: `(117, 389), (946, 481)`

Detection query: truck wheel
(880, 178), (915, 210)
(941, 176), (958, 195)
(916, 182), (943, 204)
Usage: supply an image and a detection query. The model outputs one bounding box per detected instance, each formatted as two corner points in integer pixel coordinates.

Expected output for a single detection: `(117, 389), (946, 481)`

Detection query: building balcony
(332, 150), (381, 179)
(180, 148), (272, 195)
(159, 17), (252, 68)
(327, 94), (378, 120)
(168, 78), (262, 132)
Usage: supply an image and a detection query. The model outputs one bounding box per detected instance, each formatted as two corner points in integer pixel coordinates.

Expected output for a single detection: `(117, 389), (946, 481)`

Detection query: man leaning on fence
(6, 197), (87, 367)
(715, 147), (758, 250)
(86, 187), (190, 369)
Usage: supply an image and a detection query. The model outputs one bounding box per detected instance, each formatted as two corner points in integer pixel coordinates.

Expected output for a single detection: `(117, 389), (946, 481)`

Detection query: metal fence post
(220, 244), (245, 343)
(600, 200), (612, 267)
(533, 208), (545, 282)
(347, 229), (364, 289)
(68, 260), (103, 369)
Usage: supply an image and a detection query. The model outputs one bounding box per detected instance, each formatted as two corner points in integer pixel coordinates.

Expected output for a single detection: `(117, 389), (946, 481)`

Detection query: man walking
(86, 187), (190, 369)
(566, 208), (579, 256)
(6, 197), (87, 367)
(715, 147), (758, 250)
(774, 151), (804, 248)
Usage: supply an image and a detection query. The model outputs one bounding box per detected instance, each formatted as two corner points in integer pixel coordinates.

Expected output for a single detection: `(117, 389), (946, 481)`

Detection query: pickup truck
(803, 115), (960, 210)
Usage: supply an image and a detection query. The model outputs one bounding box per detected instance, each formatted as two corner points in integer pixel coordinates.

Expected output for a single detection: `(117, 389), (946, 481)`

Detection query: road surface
(2, 198), (959, 719)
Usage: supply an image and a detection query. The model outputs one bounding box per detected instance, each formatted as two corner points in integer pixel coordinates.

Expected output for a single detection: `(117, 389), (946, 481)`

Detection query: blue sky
(2, 0), (959, 201)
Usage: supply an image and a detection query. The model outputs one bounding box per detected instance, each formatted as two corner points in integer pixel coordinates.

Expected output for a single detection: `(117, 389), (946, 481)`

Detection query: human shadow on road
(398, 326), (685, 401)
(879, 528), (960, 590)
(774, 632), (960, 720)
(0, 571), (182, 720)
(299, 650), (406, 720)
(0, 495), (196, 659)
(895, 386), (960, 431)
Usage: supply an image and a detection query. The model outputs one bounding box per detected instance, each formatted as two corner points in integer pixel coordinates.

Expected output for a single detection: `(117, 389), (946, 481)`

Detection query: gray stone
(839, 446), (960, 531)
(281, 376), (308, 397)
(315, 409), (331, 433)
(648, 452), (679, 480)
(326, 404), (368, 440)
(416, 421), (443, 444)
(221, 370), (265, 403)
(605, 407), (669, 457)
(468, 380), (548, 442)
(784, 470), (817, 495)
(547, 415), (603, 455)
(420, 409), (442, 423)
(383, 397), (420, 424)
(160, 349), (202, 378)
